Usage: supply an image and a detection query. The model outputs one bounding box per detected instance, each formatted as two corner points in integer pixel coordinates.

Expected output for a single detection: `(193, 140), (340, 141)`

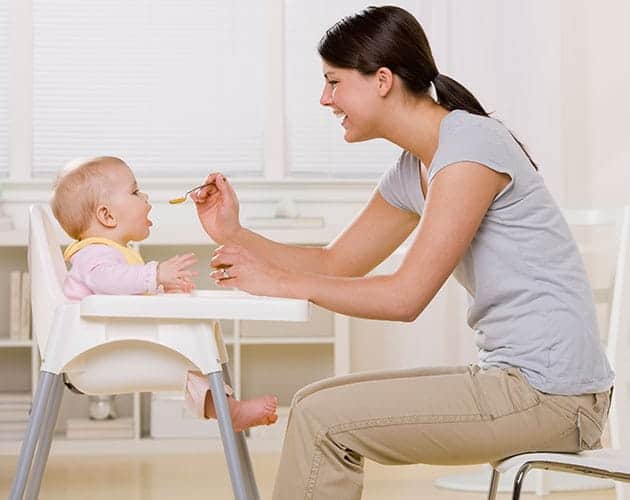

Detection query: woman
(193, 6), (613, 500)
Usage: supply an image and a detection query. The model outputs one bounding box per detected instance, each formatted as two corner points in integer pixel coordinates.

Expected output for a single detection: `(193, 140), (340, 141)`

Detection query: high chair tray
(79, 289), (310, 321)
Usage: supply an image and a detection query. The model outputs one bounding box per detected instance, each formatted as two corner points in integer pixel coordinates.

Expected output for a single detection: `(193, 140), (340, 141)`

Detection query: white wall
(443, 0), (565, 200)
(574, 0), (630, 208)
(2, 1), (628, 374)
(350, 254), (475, 373)
(350, 0), (630, 372)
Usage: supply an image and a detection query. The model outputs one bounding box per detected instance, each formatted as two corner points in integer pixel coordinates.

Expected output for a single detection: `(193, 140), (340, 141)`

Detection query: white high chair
(9, 204), (310, 500)
(485, 207), (630, 499)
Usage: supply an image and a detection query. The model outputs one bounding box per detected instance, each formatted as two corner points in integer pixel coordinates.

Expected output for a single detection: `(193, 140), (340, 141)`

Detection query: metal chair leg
(512, 464), (532, 500)
(222, 363), (260, 500)
(9, 371), (57, 500)
(25, 374), (64, 500)
(208, 371), (249, 500)
(487, 468), (500, 500)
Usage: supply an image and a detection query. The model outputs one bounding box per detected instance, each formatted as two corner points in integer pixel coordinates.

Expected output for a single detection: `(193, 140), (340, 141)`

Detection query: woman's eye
(132, 189), (139, 195)
(329, 81), (338, 87)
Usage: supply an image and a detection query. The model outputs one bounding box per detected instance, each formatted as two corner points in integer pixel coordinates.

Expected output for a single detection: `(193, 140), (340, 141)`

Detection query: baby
(50, 156), (277, 431)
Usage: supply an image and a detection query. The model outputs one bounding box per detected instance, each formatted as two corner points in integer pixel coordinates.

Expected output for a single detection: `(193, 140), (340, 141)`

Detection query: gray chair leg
(9, 371), (57, 500)
(512, 463), (531, 500)
(208, 371), (249, 500)
(487, 468), (500, 500)
(222, 363), (260, 500)
(25, 373), (64, 500)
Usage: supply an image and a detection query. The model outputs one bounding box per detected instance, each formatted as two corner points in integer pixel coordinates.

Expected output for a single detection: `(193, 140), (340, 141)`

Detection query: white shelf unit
(0, 241), (350, 455)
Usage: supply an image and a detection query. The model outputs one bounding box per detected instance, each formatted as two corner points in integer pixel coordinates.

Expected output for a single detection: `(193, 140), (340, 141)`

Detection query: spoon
(168, 182), (215, 205)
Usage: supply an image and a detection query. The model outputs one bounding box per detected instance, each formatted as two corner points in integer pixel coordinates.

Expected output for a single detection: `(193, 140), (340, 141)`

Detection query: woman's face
(320, 60), (383, 143)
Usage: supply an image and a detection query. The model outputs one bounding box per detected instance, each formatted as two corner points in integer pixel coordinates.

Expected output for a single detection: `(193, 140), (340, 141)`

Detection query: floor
(0, 452), (616, 499)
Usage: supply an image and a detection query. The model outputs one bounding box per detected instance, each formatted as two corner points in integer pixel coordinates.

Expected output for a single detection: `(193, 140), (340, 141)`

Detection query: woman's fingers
(212, 244), (242, 258)
(218, 174), (237, 201)
(193, 173), (226, 201)
(211, 265), (239, 284)
(210, 251), (240, 268)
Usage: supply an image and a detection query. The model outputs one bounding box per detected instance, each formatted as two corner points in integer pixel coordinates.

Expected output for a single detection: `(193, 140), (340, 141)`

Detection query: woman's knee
(289, 385), (340, 434)
(291, 374), (344, 408)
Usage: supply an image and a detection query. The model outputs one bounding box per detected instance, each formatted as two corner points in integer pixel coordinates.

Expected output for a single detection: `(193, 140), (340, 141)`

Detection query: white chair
(486, 206), (630, 500)
(10, 204), (310, 500)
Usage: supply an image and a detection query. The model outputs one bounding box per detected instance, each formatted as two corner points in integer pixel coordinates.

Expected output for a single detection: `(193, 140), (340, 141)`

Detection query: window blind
(32, 1), (266, 178)
(284, 0), (430, 178)
(0, 1), (7, 177)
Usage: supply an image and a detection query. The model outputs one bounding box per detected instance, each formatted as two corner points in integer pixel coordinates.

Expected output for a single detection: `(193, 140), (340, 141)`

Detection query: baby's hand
(157, 253), (198, 293)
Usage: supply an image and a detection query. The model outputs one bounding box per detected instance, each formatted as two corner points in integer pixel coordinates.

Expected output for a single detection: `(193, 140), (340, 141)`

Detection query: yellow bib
(63, 237), (144, 265)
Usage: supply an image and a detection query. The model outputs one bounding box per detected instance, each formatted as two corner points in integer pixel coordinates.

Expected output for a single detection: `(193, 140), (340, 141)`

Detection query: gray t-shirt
(378, 110), (613, 395)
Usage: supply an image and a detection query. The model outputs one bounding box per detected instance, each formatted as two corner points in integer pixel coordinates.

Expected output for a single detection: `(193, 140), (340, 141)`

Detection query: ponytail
(433, 73), (486, 116)
(319, 5), (538, 170)
(434, 73), (538, 171)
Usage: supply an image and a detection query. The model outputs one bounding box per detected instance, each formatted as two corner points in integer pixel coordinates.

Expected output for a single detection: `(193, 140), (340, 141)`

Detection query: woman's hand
(158, 253), (198, 293)
(210, 245), (291, 297)
(191, 173), (242, 245)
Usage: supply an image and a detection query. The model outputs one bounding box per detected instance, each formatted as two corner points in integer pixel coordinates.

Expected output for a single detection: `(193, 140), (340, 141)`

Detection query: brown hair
(318, 5), (537, 170)
(51, 156), (126, 239)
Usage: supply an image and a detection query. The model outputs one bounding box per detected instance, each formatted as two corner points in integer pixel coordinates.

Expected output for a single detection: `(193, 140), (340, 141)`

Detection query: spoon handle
(185, 182), (214, 196)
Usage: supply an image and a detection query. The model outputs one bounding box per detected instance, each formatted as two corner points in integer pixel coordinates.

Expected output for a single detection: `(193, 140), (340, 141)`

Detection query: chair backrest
(28, 204), (68, 354)
(603, 207), (630, 450)
(563, 206), (630, 450)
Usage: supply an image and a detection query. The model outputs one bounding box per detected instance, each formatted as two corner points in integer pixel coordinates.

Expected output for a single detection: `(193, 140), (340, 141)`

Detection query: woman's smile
(334, 111), (348, 128)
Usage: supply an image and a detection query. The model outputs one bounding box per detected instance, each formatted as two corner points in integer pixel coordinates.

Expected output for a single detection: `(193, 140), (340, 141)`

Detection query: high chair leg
(10, 371), (57, 500)
(222, 363), (260, 500)
(25, 374), (64, 500)
(208, 370), (249, 500)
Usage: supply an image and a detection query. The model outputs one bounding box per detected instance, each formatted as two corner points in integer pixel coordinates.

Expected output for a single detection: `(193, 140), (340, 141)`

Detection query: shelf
(0, 339), (33, 348)
(239, 336), (335, 345)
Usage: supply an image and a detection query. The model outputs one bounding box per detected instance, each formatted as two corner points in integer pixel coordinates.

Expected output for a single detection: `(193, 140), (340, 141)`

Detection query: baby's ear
(96, 205), (117, 228)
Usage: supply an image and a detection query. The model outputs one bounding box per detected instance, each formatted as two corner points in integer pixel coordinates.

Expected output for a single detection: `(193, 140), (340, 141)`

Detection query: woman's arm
(232, 190), (418, 277)
(212, 162), (508, 321)
(194, 173), (418, 277)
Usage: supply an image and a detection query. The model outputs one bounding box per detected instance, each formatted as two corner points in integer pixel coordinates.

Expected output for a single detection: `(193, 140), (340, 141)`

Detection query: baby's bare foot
(229, 395), (278, 432)
(204, 394), (278, 432)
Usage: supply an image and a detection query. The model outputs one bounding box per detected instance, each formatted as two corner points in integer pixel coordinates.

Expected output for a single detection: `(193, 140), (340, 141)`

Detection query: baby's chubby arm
(68, 245), (197, 295)
(72, 245), (159, 295)
(157, 253), (198, 292)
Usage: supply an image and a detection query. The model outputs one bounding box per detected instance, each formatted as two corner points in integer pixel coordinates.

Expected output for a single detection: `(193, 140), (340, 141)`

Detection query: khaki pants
(272, 365), (611, 500)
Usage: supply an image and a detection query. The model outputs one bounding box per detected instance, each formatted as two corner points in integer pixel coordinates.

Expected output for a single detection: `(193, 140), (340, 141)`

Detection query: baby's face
(105, 163), (153, 243)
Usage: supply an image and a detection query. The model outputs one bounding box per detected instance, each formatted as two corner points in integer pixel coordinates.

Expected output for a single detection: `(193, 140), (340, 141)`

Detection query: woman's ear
(376, 67), (394, 97)
(96, 205), (117, 228)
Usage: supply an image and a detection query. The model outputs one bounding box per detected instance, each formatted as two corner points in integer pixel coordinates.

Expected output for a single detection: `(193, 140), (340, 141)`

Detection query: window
(21, 0), (444, 181)
(32, 1), (266, 178)
(284, 0), (404, 178)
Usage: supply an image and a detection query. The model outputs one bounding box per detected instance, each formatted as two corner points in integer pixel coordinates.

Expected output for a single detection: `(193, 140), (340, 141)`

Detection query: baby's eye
(132, 189), (139, 195)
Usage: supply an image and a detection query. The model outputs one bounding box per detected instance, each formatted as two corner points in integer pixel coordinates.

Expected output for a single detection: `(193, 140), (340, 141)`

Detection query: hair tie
(428, 80), (438, 101)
